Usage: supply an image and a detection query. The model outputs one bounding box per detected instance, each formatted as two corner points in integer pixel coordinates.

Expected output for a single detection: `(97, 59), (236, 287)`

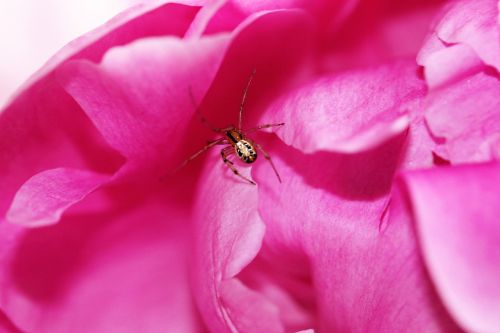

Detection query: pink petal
(191, 154), (282, 332)
(399, 162), (500, 333)
(0, 88), (124, 220)
(253, 134), (460, 331)
(418, 0), (500, 88)
(425, 71), (500, 163)
(0, 195), (203, 333)
(322, 0), (444, 70)
(58, 33), (230, 179)
(7, 2), (198, 102)
(0, 309), (22, 333)
(6, 168), (110, 227)
(181, 9), (317, 332)
(261, 60), (425, 154)
(417, 41), (484, 89)
(1, 1), (197, 219)
(435, 0), (500, 72)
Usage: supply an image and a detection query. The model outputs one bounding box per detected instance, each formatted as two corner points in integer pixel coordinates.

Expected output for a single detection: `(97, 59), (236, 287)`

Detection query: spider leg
(238, 69), (256, 131)
(207, 139), (228, 145)
(250, 140), (282, 183)
(174, 137), (225, 173)
(244, 122), (285, 134)
(221, 147), (256, 185)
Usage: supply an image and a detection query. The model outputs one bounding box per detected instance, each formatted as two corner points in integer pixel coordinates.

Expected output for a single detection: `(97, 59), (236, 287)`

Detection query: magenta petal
(425, 71), (500, 163)
(262, 61), (425, 154)
(1, 1), (197, 217)
(1, 196), (202, 333)
(191, 152), (279, 331)
(6, 168), (110, 227)
(0, 309), (21, 333)
(9, 2), (199, 99)
(59, 34), (230, 178)
(253, 134), (460, 331)
(400, 162), (500, 333)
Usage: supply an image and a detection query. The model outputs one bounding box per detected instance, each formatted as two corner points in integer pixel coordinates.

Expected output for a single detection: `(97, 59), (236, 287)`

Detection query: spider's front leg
(250, 141), (282, 183)
(221, 146), (256, 185)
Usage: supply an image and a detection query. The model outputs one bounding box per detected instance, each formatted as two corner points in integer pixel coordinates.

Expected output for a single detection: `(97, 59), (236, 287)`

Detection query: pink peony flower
(1, 0), (499, 332)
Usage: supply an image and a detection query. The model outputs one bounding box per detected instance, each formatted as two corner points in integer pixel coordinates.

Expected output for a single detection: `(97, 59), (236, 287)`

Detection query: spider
(176, 70), (284, 185)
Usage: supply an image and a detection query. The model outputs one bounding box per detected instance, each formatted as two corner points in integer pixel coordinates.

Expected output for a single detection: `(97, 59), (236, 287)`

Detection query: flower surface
(1, 0), (499, 332)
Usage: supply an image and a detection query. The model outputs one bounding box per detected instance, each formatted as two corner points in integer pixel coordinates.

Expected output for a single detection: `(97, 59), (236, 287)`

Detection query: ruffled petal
(252, 132), (460, 331)
(399, 162), (500, 333)
(58, 33), (230, 179)
(1, 195), (204, 333)
(191, 153), (282, 332)
(418, 0), (500, 87)
(0, 1), (198, 219)
(425, 71), (500, 163)
(435, 0), (500, 72)
(6, 168), (110, 227)
(261, 60), (425, 154)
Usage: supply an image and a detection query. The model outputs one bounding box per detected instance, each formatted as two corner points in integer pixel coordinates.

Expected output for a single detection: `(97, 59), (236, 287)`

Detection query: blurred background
(0, 0), (138, 107)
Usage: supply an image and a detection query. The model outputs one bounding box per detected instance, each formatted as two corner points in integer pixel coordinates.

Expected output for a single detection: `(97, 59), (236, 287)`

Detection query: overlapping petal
(418, 0), (500, 87)
(425, 71), (500, 163)
(261, 60), (425, 154)
(1, 0), (497, 332)
(252, 134), (459, 332)
(0, 1), (200, 223)
(0, 194), (203, 333)
(58, 33), (230, 180)
(6, 168), (111, 227)
(398, 162), (500, 333)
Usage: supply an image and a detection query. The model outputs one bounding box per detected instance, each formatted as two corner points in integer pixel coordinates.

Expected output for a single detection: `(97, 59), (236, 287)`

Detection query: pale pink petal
(252, 134), (460, 332)
(418, 0), (500, 88)
(261, 60), (425, 154)
(399, 162), (500, 333)
(6, 168), (110, 227)
(417, 42), (484, 89)
(425, 71), (500, 163)
(0, 195), (203, 333)
(238, 253), (317, 331)
(219, 279), (283, 332)
(435, 0), (500, 72)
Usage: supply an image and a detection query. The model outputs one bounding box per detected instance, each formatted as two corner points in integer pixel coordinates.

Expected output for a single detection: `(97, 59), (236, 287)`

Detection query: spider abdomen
(235, 140), (257, 164)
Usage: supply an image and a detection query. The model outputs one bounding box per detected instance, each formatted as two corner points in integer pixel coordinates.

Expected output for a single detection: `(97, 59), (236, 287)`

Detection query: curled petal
(1, 196), (203, 333)
(399, 162), (500, 333)
(261, 60), (425, 154)
(6, 168), (110, 227)
(252, 134), (459, 332)
(0, 1), (197, 219)
(58, 33), (230, 178)
(425, 71), (500, 163)
(418, 0), (500, 87)
(191, 154), (281, 332)
(435, 0), (500, 72)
